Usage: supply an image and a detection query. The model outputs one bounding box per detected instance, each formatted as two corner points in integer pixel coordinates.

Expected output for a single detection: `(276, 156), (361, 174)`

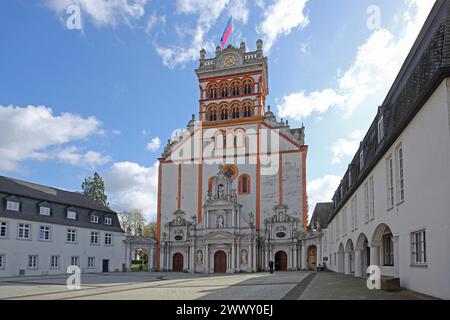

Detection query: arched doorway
(356, 233), (370, 277)
(275, 251), (287, 271)
(214, 251), (227, 273)
(308, 246), (317, 270)
(345, 239), (355, 275)
(173, 253), (184, 272)
(371, 223), (396, 273)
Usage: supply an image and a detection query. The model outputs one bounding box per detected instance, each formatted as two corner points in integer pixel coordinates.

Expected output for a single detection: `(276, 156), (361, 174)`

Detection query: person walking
(269, 260), (274, 274)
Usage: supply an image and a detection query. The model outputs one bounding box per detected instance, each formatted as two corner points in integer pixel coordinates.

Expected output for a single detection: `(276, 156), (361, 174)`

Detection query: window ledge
(410, 264), (428, 268)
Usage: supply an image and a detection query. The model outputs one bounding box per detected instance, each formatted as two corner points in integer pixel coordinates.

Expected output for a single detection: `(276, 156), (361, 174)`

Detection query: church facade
(156, 40), (309, 273)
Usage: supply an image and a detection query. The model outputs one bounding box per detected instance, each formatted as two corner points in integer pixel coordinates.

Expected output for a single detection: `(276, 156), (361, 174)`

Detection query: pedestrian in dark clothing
(269, 260), (274, 274)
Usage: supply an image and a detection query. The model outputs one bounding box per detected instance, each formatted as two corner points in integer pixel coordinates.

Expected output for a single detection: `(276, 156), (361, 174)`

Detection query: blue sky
(0, 0), (435, 221)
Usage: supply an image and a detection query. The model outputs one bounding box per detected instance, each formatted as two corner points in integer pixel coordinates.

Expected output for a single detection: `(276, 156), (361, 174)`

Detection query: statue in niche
(278, 211), (284, 222)
(196, 250), (203, 265)
(240, 249), (248, 265)
(231, 188), (237, 202)
(218, 184), (225, 199)
(249, 212), (254, 226)
(217, 215), (225, 229)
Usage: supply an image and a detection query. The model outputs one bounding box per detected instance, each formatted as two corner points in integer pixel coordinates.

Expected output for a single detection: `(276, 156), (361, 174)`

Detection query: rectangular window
(364, 182), (369, 223)
(67, 229), (77, 243)
(67, 210), (77, 220)
(28, 255), (38, 269)
(50, 255), (60, 269)
(396, 146), (405, 203)
(39, 206), (51, 216)
(104, 233), (112, 246)
(378, 114), (384, 144)
(411, 230), (427, 265)
(6, 201), (20, 212)
(90, 215), (99, 223)
(369, 177), (375, 220)
(39, 226), (51, 241)
(104, 217), (112, 225)
(87, 257), (95, 268)
(71, 256), (80, 267)
(18, 224), (31, 240)
(90, 232), (99, 245)
(383, 234), (394, 266)
(360, 150), (364, 171)
(0, 255), (5, 269)
(0, 221), (7, 238)
(387, 156), (394, 209)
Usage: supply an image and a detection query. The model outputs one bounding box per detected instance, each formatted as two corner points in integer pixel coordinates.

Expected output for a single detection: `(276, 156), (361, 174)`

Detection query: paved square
(0, 271), (436, 300)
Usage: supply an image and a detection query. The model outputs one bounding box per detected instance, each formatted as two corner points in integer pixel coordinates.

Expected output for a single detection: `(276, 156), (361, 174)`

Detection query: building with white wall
(156, 40), (309, 273)
(0, 175), (126, 277)
(311, 0), (450, 300)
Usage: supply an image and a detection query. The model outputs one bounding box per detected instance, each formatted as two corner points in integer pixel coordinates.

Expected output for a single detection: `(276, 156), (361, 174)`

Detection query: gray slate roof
(309, 202), (333, 230)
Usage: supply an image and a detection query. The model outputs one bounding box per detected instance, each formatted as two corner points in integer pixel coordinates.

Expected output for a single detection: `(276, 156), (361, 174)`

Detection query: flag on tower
(220, 16), (233, 49)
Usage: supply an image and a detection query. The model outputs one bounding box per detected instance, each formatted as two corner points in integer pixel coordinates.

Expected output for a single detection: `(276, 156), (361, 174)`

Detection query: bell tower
(195, 40), (269, 126)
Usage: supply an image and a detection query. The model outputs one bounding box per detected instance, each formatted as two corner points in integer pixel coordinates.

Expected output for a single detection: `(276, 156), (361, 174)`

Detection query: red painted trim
(301, 148), (308, 231)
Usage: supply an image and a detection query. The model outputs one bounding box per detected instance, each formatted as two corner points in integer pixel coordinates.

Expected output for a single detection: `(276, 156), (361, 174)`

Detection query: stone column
(149, 247), (154, 272)
(293, 246), (298, 270)
(393, 236), (399, 275)
(354, 250), (362, 277)
(205, 244), (209, 273)
(252, 242), (257, 272)
(344, 252), (351, 275)
(248, 243), (252, 272)
(301, 242), (307, 270)
(370, 245), (380, 268)
(231, 244), (236, 272)
(236, 242), (240, 272)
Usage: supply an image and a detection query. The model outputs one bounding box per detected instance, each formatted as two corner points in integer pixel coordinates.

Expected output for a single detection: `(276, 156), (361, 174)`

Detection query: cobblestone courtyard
(0, 271), (436, 300)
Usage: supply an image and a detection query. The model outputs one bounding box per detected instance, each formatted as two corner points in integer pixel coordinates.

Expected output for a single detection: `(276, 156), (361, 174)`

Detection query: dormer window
(39, 206), (51, 216)
(348, 171), (352, 187)
(378, 114), (384, 144)
(67, 210), (77, 220)
(6, 201), (20, 212)
(360, 150), (364, 171)
(90, 215), (99, 223)
(104, 217), (112, 225)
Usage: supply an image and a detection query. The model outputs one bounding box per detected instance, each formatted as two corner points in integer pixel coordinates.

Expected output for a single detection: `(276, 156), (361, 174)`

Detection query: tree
(143, 222), (157, 238)
(119, 210), (146, 236)
(82, 172), (109, 207)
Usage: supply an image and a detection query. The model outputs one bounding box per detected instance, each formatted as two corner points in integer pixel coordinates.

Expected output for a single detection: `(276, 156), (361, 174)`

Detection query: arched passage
(173, 253), (184, 272)
(355, 233), (370, 277)
(372, 223), (396, 271)
(275, 251), (287, 271)
(345, 239), (355, 275)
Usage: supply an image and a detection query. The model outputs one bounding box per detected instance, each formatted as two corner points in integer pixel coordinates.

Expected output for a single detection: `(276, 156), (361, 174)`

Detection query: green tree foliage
(143, 222), (157, 238)
(82, 172), (109, 207)
(119, 209), (146, 235)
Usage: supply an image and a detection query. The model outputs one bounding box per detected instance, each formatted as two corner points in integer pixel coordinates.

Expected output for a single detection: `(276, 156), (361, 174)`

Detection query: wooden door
(214, 251), (227, 273)
(275, 251), (287, 271)
(173, 253), (184, 272)
(308, 246), (317, 270)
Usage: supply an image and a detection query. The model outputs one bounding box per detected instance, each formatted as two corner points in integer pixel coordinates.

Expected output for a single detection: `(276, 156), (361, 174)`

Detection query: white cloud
(257, 0), (309, 51)
(277, 0), (435, 121)
(308, 175), (341, 219)
(331, 130), (365, 165)
(103, 161), (159, 221)
(146, 137), (161, 151)
(156, 0), (249, 68)
(145, 13), (166, 34)
(45, 0), (148, 27)
(0, 105), (105, 172)
(56, 146), (112, 168)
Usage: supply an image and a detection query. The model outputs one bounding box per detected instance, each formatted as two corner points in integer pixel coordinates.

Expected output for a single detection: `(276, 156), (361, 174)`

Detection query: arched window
(208, 84), (218, 99)
(208, 177), (217, 192)
(242, 101), (253, 118)
(220, 107), (228, 120)
(243, 79), (253, 94)
(220, 83), (229, 98)
(235, 130), (245, 147)
(208, 107), (217, 121)
(231, 104), (240, 119)
(238, 174), (251, 194)
(231, 81), (241, 96)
